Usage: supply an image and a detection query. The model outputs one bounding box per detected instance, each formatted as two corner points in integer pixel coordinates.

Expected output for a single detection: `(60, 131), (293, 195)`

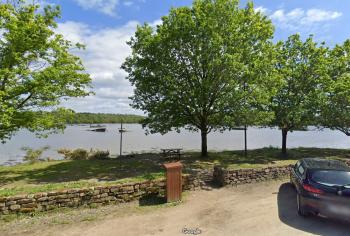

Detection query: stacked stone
(182, 169), (214, 191)
(0, 180), (166, 215)
(213, 165), (292, 186)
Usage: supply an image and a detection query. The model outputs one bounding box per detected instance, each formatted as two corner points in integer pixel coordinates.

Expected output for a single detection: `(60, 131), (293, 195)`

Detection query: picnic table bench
(161, 148), (183, 160)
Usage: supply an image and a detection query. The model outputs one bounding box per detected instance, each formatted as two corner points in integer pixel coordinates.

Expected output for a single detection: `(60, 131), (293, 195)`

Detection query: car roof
(301, 158), (350, 171)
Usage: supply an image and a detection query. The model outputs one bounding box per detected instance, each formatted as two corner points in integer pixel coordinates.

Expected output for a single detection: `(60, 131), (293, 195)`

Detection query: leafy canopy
(0, 1), (92, 141)
(321, 40), (350, 135)
(270, 34), (329, 131)
(122, 0), (277, 138)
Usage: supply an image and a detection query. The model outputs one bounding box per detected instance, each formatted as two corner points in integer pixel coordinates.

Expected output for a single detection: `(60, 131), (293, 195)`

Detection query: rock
(17, 198), (34, 204)
(121, 185), (134, 193)
(21, 203), (37, 208)
(6, 201), (16, 206)
(9, 205), (20, 211)
(37, 197), (49, 202)
(20, 208), (35, 213)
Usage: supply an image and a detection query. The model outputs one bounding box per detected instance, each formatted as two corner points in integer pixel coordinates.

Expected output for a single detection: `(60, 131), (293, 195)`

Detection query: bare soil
(2, 179), (350, 236)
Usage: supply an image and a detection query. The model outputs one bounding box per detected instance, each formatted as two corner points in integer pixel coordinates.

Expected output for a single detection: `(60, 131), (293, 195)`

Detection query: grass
(1, 147), (350, 197)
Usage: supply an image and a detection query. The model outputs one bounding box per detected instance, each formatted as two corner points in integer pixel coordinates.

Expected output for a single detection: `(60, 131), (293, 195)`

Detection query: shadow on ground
(278, 183), (350, 236)
(139, 194), (167, 206)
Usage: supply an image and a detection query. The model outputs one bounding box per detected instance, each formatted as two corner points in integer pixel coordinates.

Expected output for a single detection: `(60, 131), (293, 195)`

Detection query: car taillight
(302, 184), (324, 194)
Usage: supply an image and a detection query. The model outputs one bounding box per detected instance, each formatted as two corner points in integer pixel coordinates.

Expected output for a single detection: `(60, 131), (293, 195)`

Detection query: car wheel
(297, 193), (309, 217)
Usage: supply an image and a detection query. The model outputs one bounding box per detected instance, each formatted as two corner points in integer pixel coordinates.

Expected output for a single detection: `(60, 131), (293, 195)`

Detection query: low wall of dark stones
(213, 165), (292, 186)
(0, 171), (213, 215)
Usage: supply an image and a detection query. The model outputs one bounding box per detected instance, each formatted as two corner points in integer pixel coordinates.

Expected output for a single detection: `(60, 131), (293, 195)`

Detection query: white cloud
(56, 21), (141, 114)
(72, 0), (145, 16)
(73, 0), (119, 16)
(254, 6), (268, 14)
(305, 9), (342, 23)
(270, 8), (342, 30)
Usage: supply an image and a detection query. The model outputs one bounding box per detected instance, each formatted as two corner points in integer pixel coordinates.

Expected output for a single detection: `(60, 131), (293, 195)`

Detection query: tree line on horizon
(1, 0), (350, 157)
(66, 112), (144, 124)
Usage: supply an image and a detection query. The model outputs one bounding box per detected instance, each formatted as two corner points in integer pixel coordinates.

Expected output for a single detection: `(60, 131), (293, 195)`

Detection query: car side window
(295, 161), (306, 179)
(294, 161), (300, 171)
(298, 165), (305, 176)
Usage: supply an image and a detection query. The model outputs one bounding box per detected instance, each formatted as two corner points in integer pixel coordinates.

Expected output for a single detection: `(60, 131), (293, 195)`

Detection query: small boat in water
(89, 124), (107, 132)
(90, 124), (106, 128)
(90, 128), (106, 132)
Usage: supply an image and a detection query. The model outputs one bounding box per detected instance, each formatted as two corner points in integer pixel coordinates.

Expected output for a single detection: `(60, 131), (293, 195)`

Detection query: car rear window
(311, 170), (350, 186)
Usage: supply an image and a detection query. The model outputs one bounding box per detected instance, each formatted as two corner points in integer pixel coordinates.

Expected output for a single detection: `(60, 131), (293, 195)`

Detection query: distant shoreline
(66, 112), (145, 124)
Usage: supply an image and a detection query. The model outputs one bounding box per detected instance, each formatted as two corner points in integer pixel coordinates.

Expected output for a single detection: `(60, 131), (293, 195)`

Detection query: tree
(320, 40), (350, 136)
(0, 1), (91, 141)
(270, 34), (328, 155)
(122, 0), (276, 156)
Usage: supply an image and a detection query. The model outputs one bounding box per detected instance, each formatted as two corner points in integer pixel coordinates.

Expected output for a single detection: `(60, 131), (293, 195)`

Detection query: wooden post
(244, 125), (247, 156)
(163, 162), (183, 202)
(120, 122), (123, 156)
(118, 121), (126, 157)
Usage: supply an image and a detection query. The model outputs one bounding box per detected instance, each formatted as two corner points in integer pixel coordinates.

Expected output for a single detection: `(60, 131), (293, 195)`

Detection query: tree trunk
(282, 128), (288, 156)
(201, 130), (208, 157)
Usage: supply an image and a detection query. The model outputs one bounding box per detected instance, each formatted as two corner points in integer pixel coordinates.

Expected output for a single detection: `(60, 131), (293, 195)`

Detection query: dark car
(290, 158), (350, 220)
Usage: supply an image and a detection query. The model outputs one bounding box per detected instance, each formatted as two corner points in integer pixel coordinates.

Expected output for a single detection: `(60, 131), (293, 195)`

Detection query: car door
(294, 162), (306, 193)
(291, 161), (301, 186)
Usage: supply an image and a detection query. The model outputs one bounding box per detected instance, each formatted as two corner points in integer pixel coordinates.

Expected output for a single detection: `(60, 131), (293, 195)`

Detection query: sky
(19, 0), (350, 114)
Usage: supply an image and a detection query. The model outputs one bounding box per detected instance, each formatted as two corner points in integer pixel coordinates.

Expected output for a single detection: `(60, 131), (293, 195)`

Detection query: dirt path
(4, 180), (350, 236)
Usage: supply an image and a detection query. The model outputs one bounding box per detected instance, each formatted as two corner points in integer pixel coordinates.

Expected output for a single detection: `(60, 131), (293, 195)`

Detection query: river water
(0, 124), (349, 165)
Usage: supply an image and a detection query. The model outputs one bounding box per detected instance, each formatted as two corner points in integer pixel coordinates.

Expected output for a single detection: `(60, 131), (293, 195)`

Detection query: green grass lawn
(1, 147), (350, 197)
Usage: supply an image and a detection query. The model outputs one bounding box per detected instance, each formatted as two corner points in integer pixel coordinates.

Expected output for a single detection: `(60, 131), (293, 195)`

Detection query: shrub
(88, 149), (110, 160)
(58, 148), (109, 160)
(70, 149), (89, 160)
(21, 146), (50, 163)
(57, 148), (71, 160)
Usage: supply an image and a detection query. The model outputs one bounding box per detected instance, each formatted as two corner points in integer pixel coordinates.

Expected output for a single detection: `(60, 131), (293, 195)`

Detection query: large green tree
(0, 1), (91, 141)
(320, 40), (350, 136)
(122, 0), (277, 156)
(270, 34), (328, 155)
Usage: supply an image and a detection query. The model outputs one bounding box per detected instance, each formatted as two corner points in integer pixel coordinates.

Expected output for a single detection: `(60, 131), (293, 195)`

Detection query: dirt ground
(2, 179), (350, 236)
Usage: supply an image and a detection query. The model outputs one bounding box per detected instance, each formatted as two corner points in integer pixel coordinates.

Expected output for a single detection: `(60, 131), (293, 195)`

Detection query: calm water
(0, 124), (350, 165)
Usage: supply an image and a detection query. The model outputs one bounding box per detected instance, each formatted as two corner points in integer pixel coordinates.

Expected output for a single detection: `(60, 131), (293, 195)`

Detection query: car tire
(297, 193), (309, 217)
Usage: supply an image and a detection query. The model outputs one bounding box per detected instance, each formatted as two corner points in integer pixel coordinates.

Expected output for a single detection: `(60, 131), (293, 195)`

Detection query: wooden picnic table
(161, 148), (183, 160)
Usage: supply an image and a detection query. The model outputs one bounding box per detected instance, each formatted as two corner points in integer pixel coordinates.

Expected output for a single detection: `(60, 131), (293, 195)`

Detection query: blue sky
(30, 0), (350, 114)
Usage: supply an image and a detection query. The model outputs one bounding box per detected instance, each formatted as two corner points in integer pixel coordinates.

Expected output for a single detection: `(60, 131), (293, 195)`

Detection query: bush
(57, 148), (71, 160)
(58, 148), (109, 160)
(88, 149), (110, 160)
(21, 146), (50, 163)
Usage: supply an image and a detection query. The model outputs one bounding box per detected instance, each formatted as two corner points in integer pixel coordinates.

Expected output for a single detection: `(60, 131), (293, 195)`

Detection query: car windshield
(311, 170), (350, 186)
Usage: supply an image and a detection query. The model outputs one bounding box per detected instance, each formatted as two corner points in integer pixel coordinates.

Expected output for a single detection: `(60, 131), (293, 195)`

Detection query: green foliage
(320, 40), (350, 136)
(122, 0), (277, 156)
(88, 149), (110, 160)
(21, 146), (50, 163)
(57, 148), (110, 160)
(0, 1), (92, 142)
(66, 112), (144, 124)
(269, 34), (329, 154)
(58, 148), (88, 160)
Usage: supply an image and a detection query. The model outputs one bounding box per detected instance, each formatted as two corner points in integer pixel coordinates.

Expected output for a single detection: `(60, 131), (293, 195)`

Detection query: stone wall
(0, 180), (165, 215)
(0, 171), (213, 215)
(0, 165), (293, 215)
(213, 165), (292, 186)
